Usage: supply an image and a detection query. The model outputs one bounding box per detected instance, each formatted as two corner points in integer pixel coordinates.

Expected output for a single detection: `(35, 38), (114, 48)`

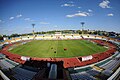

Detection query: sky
(0, 0), (120, 35)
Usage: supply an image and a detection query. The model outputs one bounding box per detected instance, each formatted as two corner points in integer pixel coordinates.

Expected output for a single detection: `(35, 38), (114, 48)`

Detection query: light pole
(32, 24), (35, 36)
(81, 22), (85, 34)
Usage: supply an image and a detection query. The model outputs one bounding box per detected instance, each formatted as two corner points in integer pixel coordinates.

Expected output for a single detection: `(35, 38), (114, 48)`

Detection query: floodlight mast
(32, 24), (35, 36)
(81, 22), (85, 34)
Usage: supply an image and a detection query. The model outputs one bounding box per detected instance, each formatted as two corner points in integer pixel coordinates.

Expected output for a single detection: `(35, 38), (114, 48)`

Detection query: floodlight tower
(32, 24), (35, 36)
(81, 22), (85, 34)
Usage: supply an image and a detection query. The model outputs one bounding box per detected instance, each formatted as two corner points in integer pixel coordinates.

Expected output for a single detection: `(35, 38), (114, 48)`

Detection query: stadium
(0, 33), (120, 80)
(0, 0), (120, 80)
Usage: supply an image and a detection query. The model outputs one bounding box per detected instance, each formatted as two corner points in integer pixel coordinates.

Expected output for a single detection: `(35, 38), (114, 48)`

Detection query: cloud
(78, 7), (81, 8)
(40, 22), (50, 24)
(24, 18), (34, 21)
(61, 3), (75, 7)
(66, 12), (90, 18)
(16, 14), (22, 18)
(99, 0), (111, 8)
(24, 18), (31, 21)
(24, 27), (31, 29)
(0, 20), (4, 23)
(68, 1), (74, 3)
(77, 11), (81, 13)
(107, 13), (114, 16)
(88, 9), (93, 12)
(9, 17), (14, 20)
(54, 25), (58, 28)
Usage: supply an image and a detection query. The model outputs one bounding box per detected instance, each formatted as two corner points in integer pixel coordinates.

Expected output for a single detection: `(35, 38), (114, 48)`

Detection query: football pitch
(9, 40), (107, 58)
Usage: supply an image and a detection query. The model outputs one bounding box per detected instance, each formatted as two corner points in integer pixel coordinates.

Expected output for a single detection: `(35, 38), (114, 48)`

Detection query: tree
(10, 34), (19, 37)
(3, 35), (7, 37)
(79, 31), (82, 34)
(0, 35), (3, 40)
(93, 31), (97, 35)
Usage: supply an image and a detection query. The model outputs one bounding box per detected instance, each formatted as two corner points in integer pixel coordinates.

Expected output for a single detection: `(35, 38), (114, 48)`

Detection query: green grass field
(9, 40), (107, 58)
